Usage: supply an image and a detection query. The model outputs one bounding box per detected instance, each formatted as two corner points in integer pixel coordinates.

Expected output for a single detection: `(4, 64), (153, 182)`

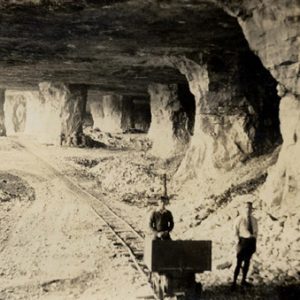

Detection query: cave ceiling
(0, 0), (249, 96)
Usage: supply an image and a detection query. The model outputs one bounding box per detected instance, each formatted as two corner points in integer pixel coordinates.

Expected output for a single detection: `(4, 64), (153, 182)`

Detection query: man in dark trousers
(232, 201), (258, 289)
(149, 196), (174, 240)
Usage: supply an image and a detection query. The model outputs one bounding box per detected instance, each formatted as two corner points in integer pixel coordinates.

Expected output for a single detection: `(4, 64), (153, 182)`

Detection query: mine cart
(144, 239), (212, 300)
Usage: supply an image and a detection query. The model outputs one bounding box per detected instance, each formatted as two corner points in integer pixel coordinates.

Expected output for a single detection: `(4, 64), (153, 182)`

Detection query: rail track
(14, 138), (157, 299)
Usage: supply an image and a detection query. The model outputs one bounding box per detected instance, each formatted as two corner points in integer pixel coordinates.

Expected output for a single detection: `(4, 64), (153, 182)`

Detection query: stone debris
(84, 127), (152, 151)
(51, 139), (299, 297)
(0, 172), (35, 203)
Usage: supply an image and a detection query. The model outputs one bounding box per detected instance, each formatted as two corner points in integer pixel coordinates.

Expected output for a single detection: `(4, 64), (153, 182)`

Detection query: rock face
(217, 0), (299, 97)
(89, 94), (134, 133)
(39, 82), (87, 145)
(215, 0), (300, 211)
(0, 89), (6, 136)
(262, 89), (300, 210)
(147, 83), (190, 159)
(60, 85), (87, 146)
(4, 91), (27, 135)
(172, 56), (258, 181)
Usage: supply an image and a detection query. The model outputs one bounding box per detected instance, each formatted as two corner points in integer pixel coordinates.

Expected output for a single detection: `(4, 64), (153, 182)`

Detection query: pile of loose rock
(84, 127), (152, 151)
(0, 172), (35, 203)
(89, 153), (164, 206)
(185, 193), (300, 288)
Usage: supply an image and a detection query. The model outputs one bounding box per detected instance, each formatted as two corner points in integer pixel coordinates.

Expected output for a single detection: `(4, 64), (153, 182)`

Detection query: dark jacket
(149, 209), (174, 240)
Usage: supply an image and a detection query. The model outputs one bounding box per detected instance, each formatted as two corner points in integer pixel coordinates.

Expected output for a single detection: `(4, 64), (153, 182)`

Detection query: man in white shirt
(232, 201), (258, 289)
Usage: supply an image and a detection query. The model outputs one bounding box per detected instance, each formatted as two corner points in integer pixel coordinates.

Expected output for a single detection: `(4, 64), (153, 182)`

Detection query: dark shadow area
(178, 83), (196, 135)
(239, 51), (282, 154)
(132, 98), (151, 133)
(200, 283), (300, 300)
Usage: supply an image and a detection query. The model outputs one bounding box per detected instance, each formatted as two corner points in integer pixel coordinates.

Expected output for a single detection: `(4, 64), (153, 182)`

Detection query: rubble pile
(0, 172), (35, 203)
(84, 127), (152, 151)
(89, 153), (166, 206)
(0, 172), (35, 258)
(186, 193), (300, 289)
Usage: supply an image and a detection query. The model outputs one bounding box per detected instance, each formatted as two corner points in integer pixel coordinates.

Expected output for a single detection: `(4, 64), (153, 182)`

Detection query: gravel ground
(1, 136), (299, 299)
(0, 137), (153, 300)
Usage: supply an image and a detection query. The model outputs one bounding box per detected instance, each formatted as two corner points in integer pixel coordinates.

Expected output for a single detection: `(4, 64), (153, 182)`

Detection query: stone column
(39, 82), (87, 146)
(24, 91), (44, 136)
(60, 85), (87, 146)
(88, 93), (104, 130)
(89, 94), (134, 133)
(171, 56), (257, 182)
(261, 85), (300, 211)
(0, 89), (6, 136)
(147, 83), (190, 159)
(4, 91), (27, 135)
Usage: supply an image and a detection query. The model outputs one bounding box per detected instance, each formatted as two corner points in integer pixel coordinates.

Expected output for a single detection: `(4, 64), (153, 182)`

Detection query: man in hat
(232, 201), (258, 289)
(149, 196), (174, 240)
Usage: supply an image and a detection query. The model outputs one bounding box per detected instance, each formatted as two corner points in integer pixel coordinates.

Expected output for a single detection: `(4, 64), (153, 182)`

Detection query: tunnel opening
(131, 97), (151, 133)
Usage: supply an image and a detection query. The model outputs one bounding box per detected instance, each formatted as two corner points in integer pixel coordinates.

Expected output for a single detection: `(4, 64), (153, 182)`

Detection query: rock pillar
(261, 86), (300, 211)
(39, 82), (87, 145)
(172, 56), (257, 181)
(147, 83), (190, 159)
(60, 85), (87, 146)
(4, 91), (27, 135)
(89, 94), (134, 133)
(24, 91), (44, 136)
(0, 89), (6, 136)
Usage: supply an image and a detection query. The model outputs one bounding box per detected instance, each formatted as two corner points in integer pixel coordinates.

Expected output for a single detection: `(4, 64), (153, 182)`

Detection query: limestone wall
(223, 0), (299, 96)
(215, 0), (300, 210)
(147, 83), (190, 159)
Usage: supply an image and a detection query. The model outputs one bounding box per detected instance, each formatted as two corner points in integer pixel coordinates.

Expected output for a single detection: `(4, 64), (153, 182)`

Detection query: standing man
(232, 201), (258, 289)
(149, 196), (174, 240)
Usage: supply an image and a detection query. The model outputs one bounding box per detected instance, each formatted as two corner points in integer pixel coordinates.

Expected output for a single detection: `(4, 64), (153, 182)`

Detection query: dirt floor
(0, 135), (299, 299)
(0, 137), (152, 300)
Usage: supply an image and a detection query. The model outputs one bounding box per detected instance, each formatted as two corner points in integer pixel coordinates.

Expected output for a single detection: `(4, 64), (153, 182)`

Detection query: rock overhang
(0, 0), (250, 95)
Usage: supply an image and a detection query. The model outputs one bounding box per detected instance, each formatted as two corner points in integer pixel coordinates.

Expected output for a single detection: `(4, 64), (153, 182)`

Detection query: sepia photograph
(0, 0), (299, 299)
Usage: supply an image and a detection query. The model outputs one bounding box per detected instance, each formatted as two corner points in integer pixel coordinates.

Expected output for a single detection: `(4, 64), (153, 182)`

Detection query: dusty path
(0, 137), (152, 300)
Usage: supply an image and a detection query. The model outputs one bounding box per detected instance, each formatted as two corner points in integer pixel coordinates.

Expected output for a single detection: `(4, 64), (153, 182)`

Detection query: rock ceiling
(0, 0), (250, 96)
